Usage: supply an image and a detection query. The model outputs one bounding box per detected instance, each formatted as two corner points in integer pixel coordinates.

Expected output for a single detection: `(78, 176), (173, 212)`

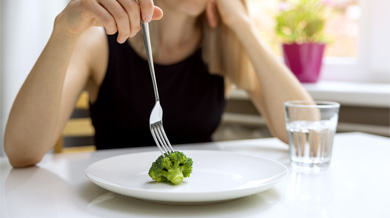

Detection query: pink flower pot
(282, 43), (326, 83)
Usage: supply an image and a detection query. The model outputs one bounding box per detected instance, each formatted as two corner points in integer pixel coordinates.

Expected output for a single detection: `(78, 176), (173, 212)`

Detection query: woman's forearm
(4, 24), (79, 167)
(231, 19), (312, 141)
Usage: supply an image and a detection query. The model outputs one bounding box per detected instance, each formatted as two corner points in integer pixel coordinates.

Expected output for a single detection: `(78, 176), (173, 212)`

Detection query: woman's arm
(212, 0), (312, 143)
(237, 24), (312, 143)
(4, 0), (162, 167)
(4, 26), (86, 167)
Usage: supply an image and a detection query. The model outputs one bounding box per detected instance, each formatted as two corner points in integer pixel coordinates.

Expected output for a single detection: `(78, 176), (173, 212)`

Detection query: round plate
(85, 150), (288, 204)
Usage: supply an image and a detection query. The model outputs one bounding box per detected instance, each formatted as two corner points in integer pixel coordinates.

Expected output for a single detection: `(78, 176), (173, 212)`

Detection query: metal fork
(140, 22), (174, 155)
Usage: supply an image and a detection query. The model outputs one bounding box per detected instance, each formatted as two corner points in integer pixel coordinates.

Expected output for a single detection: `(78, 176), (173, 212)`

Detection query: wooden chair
(54, 91), (96, 153)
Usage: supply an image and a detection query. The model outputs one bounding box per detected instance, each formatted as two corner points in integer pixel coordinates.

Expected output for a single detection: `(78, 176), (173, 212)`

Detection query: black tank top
(89, 34), (226, 149)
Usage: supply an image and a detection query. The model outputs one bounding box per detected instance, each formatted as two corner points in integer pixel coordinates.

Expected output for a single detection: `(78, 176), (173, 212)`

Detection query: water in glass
(287, 120), (336, 168)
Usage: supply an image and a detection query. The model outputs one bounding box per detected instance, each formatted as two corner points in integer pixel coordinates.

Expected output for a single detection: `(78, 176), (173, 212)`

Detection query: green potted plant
(275, 0), (330, 83)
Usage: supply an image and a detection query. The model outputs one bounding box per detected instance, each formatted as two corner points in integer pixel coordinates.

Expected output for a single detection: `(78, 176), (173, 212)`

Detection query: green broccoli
(148, 151), (193, 185)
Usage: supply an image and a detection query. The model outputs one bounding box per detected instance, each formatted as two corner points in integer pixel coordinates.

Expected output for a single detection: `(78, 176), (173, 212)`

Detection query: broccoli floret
(148, 151), (193, 185)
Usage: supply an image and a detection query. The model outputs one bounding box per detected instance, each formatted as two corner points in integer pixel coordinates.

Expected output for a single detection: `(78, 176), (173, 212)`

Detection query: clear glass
(284, 101), (340, 169)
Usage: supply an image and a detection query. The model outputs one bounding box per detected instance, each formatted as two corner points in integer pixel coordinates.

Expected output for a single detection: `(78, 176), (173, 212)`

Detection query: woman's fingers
(98, 0), (131, 43)
(213, 0), (248, 28)
(138, 0), (154, 22)
(80, 0), (163, 43)
(87, 0), (118, 35)
(117, 0), (141, 37)
(151, 6), (163, 20)
(96, 0), (162, 43)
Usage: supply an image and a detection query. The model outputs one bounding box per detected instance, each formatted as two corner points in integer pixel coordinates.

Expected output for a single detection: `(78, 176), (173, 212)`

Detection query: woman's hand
(56, 0), (163, 43)
(206, 0), (249, 30)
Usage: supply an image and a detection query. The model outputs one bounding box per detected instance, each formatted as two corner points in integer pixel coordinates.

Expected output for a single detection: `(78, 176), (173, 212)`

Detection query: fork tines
(150, 122), (174, 154)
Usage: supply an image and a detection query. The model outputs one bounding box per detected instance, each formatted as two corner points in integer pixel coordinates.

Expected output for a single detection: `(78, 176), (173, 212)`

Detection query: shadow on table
(83, 185), (282, 218)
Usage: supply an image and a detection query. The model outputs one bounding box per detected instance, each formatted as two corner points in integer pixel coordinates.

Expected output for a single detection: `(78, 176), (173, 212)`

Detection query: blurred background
(0, 0), (389, 156)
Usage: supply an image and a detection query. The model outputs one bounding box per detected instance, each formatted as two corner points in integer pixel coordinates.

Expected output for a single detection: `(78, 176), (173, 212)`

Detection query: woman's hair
(132, 1), (256, 93)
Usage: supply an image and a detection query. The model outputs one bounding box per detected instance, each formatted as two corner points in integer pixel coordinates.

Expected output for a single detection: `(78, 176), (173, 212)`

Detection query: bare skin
(4, 0), (311, 168)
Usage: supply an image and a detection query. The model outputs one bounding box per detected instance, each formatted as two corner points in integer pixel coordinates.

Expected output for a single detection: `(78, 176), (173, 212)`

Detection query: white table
(1, 132), (389, 218)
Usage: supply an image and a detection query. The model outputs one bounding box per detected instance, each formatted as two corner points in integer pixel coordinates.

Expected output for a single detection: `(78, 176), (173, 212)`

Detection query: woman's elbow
(4, 139), (43, 168)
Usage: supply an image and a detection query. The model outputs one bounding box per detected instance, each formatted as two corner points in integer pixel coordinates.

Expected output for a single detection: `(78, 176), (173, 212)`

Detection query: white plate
(85, 150), (288, 204)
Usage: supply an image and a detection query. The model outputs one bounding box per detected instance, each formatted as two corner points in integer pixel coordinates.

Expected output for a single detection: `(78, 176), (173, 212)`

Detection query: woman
(4, 0), (311, 167)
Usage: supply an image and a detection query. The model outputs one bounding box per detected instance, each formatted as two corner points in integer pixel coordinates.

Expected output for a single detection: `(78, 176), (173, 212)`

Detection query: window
(247, 0), (390, 83)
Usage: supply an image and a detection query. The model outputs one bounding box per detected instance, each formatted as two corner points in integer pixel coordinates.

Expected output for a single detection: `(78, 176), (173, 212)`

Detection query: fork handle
(141, 22), (160, 102)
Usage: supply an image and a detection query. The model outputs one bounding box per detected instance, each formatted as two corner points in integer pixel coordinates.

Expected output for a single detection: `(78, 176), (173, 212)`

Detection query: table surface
(1, 132), (389, 218)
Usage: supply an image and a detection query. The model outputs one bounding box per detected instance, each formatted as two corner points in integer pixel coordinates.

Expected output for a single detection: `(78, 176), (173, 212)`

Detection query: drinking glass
(284, 101), (340, 168)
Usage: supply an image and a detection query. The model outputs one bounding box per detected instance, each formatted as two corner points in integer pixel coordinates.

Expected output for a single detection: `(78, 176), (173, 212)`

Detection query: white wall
(0, 0), (68, 156)
(0, 0), (3, 156)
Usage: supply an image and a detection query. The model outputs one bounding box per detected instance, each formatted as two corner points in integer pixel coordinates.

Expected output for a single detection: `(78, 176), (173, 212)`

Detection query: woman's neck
(158, 4), (199, 47)
(152, 1), (202, 64)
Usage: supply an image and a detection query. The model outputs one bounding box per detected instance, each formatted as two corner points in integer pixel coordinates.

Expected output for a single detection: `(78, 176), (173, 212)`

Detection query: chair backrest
(54, 91), (95, 153)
